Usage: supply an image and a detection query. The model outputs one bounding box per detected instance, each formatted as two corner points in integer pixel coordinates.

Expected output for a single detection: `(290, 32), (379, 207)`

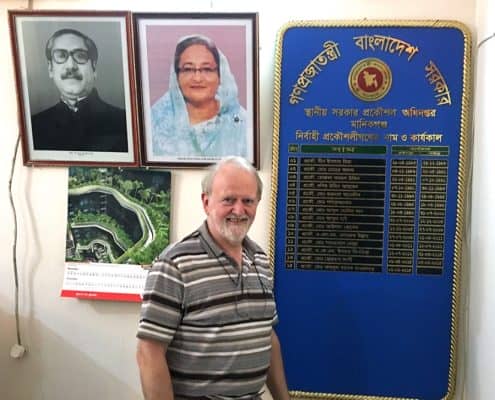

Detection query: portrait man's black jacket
(31, 89), (128, 152)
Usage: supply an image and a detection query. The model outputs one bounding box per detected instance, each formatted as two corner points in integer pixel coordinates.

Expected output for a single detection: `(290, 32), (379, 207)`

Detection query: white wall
(0, 0), (479, 399)
(466, 0), (495, 399)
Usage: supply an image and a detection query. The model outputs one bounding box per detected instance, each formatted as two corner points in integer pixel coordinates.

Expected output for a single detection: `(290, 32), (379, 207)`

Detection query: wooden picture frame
(134, 12), (259, 168)
(9, 10), (139, 166)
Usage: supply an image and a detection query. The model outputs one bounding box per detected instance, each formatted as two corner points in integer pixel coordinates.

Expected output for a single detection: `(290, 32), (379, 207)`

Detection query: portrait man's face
(48, 33), (96, 101)
(177, 44), (220, 107)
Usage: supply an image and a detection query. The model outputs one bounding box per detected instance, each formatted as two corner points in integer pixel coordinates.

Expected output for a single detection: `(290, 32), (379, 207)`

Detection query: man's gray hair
(202, 156), (262, 200)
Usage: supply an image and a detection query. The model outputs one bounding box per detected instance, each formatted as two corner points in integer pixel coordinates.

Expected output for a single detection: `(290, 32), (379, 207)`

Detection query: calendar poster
(61, 167), (171, 302)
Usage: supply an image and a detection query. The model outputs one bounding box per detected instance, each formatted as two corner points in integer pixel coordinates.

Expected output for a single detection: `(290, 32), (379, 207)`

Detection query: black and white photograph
(9, 11), (138, 166)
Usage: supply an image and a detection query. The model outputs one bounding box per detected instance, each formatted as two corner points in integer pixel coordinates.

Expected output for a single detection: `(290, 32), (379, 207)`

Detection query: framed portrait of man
(9, 10), (139, 166)
(134, 12), (259, 168)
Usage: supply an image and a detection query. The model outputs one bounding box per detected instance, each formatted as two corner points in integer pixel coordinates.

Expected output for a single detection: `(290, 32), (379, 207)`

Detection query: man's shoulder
(31, 103), (60, 123)
(243, 235), (266, 256)
(31, 103), (65, 145)
(99, 99), (125, 115)
(86, 93), (128, 150)
(90, 93), (126, 117)
(157, 230), (205, 262)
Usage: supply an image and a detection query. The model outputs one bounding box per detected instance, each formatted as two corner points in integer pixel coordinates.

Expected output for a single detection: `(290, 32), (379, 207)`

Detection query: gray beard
(219, 220), (251, 245)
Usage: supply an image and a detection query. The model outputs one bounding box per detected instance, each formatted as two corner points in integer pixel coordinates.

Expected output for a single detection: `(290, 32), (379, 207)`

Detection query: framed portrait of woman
(9, 10), (139, 167)
(133, 12), (259, 168)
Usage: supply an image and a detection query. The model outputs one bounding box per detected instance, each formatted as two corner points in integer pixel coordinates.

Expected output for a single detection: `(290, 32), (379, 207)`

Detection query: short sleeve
(136, 259), (184, 344)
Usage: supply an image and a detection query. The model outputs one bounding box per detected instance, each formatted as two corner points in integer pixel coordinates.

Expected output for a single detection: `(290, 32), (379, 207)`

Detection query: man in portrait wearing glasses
(136, 156), (290, 400)
(31, 28), (128, 152)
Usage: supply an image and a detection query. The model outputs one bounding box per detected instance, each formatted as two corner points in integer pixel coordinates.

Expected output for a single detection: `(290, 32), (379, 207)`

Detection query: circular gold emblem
(348, 58), (392, 101)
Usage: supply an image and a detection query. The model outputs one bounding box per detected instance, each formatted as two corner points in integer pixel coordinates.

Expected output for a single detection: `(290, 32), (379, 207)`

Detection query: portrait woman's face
(177, 44), (220, 107)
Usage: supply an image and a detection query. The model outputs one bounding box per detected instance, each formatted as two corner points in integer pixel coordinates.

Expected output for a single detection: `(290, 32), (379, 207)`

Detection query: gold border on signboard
(268, 19), (472, 400)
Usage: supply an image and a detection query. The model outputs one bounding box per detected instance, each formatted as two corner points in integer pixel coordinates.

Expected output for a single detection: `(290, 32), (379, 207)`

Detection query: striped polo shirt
(137, 222), (278, 398)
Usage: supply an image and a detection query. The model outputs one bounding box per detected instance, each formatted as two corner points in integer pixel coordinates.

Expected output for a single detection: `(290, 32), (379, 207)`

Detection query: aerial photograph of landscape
(65, 167), (171, 266)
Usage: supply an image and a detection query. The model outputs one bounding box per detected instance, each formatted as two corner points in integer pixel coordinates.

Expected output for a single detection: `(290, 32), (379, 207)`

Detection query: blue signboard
(269, 21), (471, 400)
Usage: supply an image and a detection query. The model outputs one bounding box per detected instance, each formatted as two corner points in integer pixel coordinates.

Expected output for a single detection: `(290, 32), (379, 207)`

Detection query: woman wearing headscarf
(151, 35), (247, 158)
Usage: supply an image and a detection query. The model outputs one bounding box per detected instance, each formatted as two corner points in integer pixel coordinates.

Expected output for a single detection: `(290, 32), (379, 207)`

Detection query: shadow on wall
(0, 297), (141, 400)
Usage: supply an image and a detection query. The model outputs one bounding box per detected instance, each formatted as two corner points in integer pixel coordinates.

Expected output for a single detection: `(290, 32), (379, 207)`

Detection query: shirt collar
(59, 89), (97, 112)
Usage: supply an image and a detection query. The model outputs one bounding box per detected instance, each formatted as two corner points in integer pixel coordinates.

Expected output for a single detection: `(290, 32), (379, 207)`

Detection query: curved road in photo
(69, 185), (156, 250)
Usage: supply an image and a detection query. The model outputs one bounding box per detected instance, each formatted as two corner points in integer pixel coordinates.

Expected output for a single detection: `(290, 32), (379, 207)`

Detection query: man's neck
(60, 90), (93, 111)
(222, 243), (243, 270)
(205, 222), (244, 269)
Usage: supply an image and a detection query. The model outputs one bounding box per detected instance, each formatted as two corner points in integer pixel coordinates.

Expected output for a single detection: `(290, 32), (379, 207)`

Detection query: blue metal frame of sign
(269, 20), (471, 400)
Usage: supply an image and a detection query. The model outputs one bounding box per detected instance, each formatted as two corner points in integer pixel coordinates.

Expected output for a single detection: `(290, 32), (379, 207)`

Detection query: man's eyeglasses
(178, 66), (218, 78)
(52, 49), (90, 65)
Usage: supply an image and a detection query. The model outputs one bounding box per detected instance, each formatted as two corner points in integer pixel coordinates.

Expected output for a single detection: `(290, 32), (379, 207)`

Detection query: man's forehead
(211, 166), (257, 192)
(52, 33), (87, 49)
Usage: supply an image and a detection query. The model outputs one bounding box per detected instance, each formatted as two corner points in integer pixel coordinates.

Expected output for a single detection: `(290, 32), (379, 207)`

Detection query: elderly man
(136, 156), (290, 400)
(31, 28), (128, 152)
